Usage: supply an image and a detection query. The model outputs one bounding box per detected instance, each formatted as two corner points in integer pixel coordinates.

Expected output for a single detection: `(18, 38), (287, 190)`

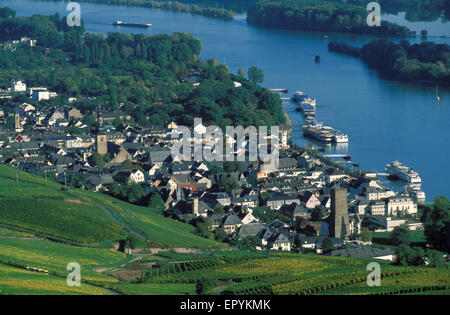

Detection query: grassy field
(0, 165), (223, 248)
(0, 165), (124, 244)
(0, 238), (129, 283)
(0, 263), (110, 295)
(0, 226), (34, 238)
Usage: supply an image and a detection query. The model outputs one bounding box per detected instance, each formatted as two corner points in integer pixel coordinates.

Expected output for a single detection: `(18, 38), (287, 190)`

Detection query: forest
(247, 0), (416, 36)
(0, 7), (285, 129)
(328, 40), (450, 84)
(46, 0), (235, 20)
(343, 0), (450, 22)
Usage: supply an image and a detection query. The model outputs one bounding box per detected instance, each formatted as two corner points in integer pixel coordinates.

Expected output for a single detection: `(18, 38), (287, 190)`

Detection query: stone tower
(330, 185), (350, 239)
(281, 130), (288, 148)
(96, 107), (107, 155)
(14, 112), (22, 132)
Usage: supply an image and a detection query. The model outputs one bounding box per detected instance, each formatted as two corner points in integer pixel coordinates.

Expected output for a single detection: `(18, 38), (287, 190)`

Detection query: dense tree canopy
(329, 39), (450, 85)
(421, 196), (450, 252)
(247, 0), (415, 36)
(0, 7), (285, 129)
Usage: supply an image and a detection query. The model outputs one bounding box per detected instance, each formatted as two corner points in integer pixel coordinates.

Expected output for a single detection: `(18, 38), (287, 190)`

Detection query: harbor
(292, 91), (349, 144)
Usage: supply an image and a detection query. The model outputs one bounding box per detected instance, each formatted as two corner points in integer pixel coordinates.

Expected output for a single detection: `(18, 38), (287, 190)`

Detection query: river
(2, 0), (450, 200)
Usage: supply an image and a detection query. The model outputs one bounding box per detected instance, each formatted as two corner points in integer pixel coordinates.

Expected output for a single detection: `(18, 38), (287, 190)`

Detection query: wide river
(3, 0), (450, 200)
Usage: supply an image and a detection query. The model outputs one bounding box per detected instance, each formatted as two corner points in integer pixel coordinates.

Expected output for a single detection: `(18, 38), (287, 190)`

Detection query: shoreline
(282, 108), (293, 135)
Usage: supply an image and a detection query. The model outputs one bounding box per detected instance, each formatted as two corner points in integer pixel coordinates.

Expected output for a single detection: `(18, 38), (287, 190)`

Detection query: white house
(129, 170), (145, 184)
(11, 81), (27, 92)
(387, 195), (417, 216)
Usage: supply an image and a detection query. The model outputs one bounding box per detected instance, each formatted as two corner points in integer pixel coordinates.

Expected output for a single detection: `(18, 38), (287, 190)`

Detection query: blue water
(2, 0), (450, 200)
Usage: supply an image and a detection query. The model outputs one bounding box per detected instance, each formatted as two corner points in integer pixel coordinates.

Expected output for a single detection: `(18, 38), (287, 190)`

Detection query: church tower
(14, 105), (23, 133)
(330, 185), (350, 240)
(96, 107), (107, 155)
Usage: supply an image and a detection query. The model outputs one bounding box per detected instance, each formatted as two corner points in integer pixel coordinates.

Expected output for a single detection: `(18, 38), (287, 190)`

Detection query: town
(0, 79), (426, 261)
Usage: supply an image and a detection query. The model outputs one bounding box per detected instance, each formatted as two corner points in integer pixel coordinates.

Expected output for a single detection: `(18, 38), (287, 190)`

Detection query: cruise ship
(293, 91), (316, 107)
(406, 185), (426, 202)
(321, 125), (349, 143)
(386, 161), (422, 185)
(299, 102), (316, 116)
(113, 21), (152, 28)
(302, 123), (333, 142)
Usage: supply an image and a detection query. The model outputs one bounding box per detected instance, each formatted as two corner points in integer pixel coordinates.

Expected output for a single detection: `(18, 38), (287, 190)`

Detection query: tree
(421, 196), (450, 251)
(148, 193), (165, 213)
(396, 245), (425, 266)
(321, 237), (335, 253)
(214, 227), (227, 242)
(311, 206), (325, 221)
(196, 278), (216, 295)
(217, 177), (238, 193)
(238, 67), (245, 77)
(90, 152), (105, 169)
(209, 163), (224, 175)
(389, 224), (411, 246)
(420, 29), (428, 38)
(426, 250), (446, 268)
(360, 227), (372, 243)
(247, 66), (264, 84)
(239, 236), (262, 251)
(124, 183), (144, 204)
(125, 233), (138, 249)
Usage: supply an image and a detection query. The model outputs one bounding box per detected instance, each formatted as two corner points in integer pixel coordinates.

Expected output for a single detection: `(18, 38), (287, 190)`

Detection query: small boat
(113, 20), (152, 28)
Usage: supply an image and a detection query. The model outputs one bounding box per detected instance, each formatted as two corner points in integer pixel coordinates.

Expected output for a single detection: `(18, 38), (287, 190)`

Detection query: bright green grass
(110, 283), (196, 295)
(0, 237), (130, 283)
(0, 263), (111, 295)
(0, 165), (224, 248)
(0, 197), (124, 244)
(72, 189), (224, 248)
(0, 166), (124, 244)
(0, 226), (34, 238)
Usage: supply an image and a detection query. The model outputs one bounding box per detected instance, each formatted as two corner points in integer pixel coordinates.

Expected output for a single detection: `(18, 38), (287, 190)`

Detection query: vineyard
(135, 252), (450, 295)
(0, 238), (130, 284)
(139, 251), (269, 281)
(0, 263), (110, 295)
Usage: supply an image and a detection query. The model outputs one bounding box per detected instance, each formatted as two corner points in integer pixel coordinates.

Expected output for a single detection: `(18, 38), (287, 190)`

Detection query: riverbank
(65, 0), (235, 20)
(328, 40), (450, 86)
(282, 107), (293, 135)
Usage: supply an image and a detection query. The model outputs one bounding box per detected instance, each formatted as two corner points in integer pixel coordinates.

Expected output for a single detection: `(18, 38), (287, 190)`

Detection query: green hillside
(0, 165), (223, 248)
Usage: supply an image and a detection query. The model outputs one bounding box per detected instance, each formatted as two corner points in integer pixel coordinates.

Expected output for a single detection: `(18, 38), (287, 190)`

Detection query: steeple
(97, 104), (104, 133)
(96, 105), (107, 155)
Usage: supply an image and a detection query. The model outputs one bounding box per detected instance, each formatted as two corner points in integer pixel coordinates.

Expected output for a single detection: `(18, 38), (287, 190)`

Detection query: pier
(270, 89), (288, 93)
(323, 154), (351, 160)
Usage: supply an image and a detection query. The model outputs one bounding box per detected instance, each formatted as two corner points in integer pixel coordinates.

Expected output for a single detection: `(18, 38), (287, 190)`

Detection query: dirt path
(96, 203), (147, 241)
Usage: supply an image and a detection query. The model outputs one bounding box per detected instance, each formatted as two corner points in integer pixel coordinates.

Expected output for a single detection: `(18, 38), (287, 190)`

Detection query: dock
(323, 154), (351, 160)
(270, 89), (288, 93)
